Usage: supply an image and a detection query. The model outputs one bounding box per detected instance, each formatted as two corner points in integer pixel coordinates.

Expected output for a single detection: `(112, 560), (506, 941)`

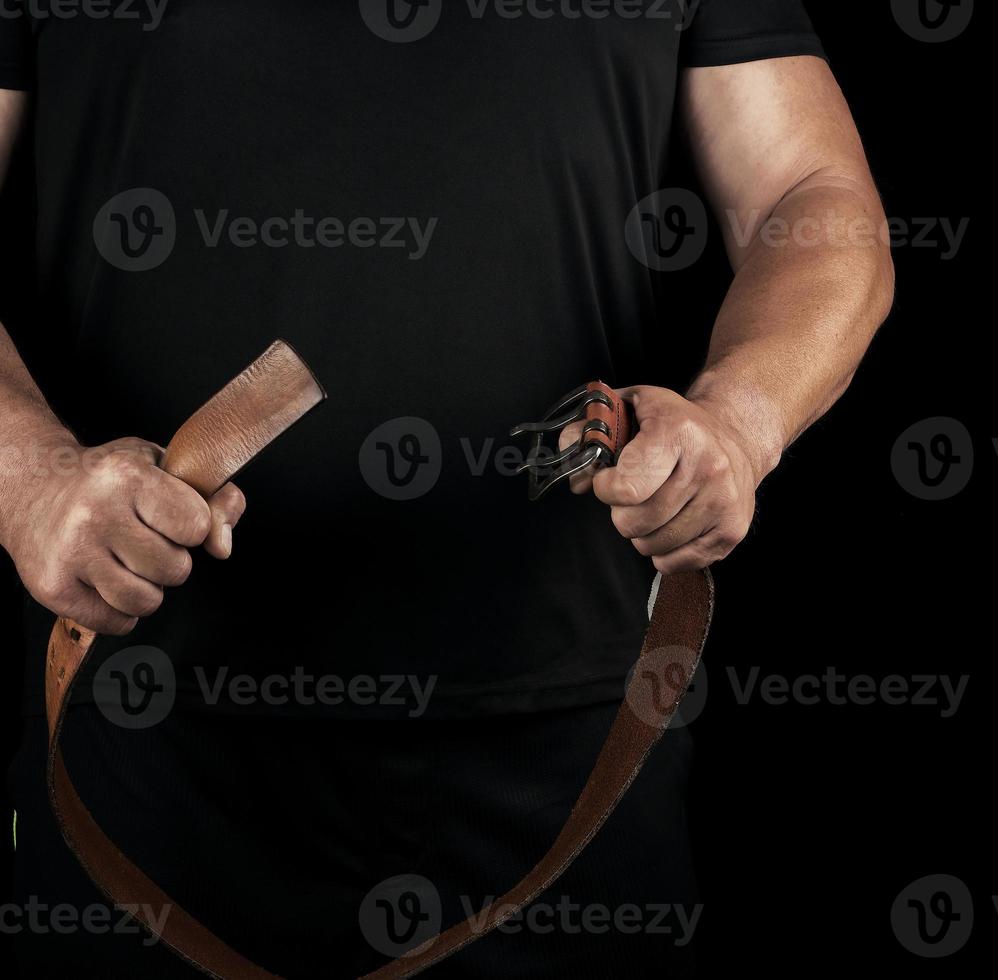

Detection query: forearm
(686, 174), (895, 484)
(0, 322), (76, 551)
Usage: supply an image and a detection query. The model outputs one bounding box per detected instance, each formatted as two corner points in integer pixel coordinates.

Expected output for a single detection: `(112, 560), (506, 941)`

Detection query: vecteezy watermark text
(0, 897), (169, 945)
(727, 666), (969, 719)
(0, 0), (168, 31)
(194, 666), (438, 718)
(93, 188), (439, 272)
(460, 894), (702, 940)
(193, 210), (437, 260)
(359, 873), (702, 959)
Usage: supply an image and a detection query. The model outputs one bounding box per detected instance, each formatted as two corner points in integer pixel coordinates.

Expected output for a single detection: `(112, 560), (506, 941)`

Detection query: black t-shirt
(1, 1), (822, 719)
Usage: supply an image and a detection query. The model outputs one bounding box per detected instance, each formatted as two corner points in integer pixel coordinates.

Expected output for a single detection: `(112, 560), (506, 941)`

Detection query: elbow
(869, 241), (896, 329)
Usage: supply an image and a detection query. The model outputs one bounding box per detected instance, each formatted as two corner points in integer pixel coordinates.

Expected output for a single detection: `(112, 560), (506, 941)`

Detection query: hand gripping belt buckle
(509, 381), (632, 501)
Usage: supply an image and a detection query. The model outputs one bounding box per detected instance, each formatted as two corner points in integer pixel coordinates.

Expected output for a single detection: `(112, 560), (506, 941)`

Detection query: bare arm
(0, 90), (74, 536)
(0, 89), (245, 633)
(573, 56), (894, 573)
(682, 55), (895, 480)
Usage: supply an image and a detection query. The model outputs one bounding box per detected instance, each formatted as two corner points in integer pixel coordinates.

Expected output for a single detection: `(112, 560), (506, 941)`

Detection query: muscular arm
(0, 89), (245, 634)
(574, 56), (894, 573)
(0, 90), (71, 534)
(682, 55), (895, 481)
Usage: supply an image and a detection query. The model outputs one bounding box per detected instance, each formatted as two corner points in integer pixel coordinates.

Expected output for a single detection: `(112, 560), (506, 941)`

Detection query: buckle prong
(510, 384), (621, 501)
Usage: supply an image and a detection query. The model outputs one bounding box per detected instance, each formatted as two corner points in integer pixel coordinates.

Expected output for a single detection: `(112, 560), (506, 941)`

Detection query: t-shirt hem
(681, 32), (826, 69)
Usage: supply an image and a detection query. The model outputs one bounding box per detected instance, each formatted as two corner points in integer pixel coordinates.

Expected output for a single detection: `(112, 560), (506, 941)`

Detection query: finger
(86, 556), (165, 620)
(607, 454), (701, 540)
(629, 494), (715, 558)
(649, 518), (748, 575)
(592, 421), (681, 507)
(650, 535), (721, 576)
(101, 437), (163, 464)
(107, 521), (192, 587)
(133, 470), (213, 548)
(203, 482), (247, 560)
(61, 585), (139, 637)
(556, 421), (594, 495)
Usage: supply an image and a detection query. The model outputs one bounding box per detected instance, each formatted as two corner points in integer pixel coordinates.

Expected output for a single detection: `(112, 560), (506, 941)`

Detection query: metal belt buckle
(510, 381), (630, 501)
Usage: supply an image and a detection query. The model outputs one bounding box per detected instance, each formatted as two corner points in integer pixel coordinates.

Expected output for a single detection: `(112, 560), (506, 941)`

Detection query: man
(0, 2), (892, 977)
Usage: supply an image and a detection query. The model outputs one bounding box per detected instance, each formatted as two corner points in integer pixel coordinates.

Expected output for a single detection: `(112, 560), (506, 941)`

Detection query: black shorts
(7, 701), (697, 978)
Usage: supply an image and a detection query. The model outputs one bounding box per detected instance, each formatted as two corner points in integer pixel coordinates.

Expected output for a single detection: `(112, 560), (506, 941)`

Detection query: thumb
(592, 407), (680, 506)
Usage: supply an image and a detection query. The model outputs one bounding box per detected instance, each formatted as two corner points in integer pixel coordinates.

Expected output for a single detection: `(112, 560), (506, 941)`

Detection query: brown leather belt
(44, 349), (713, 978)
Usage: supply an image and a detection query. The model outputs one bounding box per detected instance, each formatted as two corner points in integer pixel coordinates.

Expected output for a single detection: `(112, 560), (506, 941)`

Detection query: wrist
(0, 420), (80, 556)
(686, 373), (785, 487)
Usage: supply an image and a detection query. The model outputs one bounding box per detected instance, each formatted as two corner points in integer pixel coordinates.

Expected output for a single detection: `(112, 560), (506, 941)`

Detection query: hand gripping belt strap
(45, 361), (714, 979)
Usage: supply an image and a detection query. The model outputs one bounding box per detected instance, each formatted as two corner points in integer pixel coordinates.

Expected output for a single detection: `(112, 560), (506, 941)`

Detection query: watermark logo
(891, 874), (973, 957)
(360, 417), (443, 500)
(891, 417), (973, 500)
(93, 188), (176, 272)
(625, 646), (704, 729)
(891, 0), (973, 43)
(359, 874), (442, 957)
(625, 189), (708, 272)
(95, 190), (437, 270)
(359, 0), (442, 42)
(93, 645), (176, 729)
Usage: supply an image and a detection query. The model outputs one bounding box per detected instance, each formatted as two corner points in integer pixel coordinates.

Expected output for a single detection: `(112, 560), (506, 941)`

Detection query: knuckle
(641, 416), (667, 441)
(66, 500), (98, 532)
(93, 451), (136, 484)
(610, 506), (636, 538)
(710, 477), (740, 510)
(33, 564), (72, 609)
(164, 551), (193, 586)
(124, 587), (163, 619)
(652, 554), (673, 573)
(137, 592), (164, 618)
(684, 547), (713, 570)
(610, 507), (629, 538)
(631, 535), (654, 557)
(102, 615), (137, 637)
(180, 500), (212, 543)
(714, 522), (748, 553)
(711, 539), (735, 561)
(714, 532), (738, 553)
(705, 451), (732, 481)
(612, 475), (644, 507)
(654, 547), (709, 574)
(677, 418), (703, 447)
(226, 484), (247, 515)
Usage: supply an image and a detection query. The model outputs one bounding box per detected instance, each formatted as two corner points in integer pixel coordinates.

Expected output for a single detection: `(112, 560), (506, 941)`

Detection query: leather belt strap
(46, 340), (326, 978)
(44, 358), (713, 978)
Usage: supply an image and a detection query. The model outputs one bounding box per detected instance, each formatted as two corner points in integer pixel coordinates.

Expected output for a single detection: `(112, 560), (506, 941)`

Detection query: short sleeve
(0, 6), (34, 91)
(680, 0), (825, 68)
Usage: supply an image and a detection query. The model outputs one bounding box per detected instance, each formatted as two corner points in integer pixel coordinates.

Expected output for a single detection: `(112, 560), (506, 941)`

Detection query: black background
(0, 1), (989, 977)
